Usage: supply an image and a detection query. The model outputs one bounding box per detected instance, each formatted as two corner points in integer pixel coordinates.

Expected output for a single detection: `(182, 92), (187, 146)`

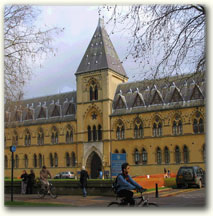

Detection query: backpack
(112, 173), (123, 193)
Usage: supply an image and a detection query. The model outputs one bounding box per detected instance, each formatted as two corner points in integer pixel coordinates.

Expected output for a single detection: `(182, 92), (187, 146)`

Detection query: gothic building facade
(4, 19), (205, 178)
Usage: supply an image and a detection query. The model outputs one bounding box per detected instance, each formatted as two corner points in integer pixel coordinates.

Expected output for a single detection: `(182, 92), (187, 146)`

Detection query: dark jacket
(21, 173), (28, 183)
(28, 173), (35, 185)
(80, 170), (89, 188)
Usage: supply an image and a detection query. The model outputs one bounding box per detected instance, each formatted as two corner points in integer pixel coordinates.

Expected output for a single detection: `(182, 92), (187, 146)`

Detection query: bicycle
(107, 191), (158, 207)
(37, 181), (57, 199)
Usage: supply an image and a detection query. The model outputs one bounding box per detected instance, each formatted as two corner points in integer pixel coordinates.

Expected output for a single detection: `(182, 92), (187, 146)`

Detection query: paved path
(4, 188), (206, 207)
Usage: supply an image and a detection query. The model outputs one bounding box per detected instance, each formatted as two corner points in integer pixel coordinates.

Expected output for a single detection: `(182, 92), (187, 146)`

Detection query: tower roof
(75, 18), (127, 78)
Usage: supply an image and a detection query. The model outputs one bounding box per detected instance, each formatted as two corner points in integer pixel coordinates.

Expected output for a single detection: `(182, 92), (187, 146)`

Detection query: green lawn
(5, 201), (75, 207)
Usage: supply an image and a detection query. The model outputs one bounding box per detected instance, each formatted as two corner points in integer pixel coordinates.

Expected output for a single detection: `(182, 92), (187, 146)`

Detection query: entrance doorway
(87, 151), (102, 179)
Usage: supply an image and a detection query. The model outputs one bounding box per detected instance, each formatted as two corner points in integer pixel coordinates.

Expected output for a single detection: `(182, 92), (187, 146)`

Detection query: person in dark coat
(27, 169), (35, 194)
(80, 166), (89, 197)
(20, 170), (28, 194)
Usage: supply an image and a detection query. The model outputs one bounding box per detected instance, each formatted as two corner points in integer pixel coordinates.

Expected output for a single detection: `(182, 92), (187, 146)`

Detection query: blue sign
(10, 145), (16, 153)
(111, 153), (126, 177)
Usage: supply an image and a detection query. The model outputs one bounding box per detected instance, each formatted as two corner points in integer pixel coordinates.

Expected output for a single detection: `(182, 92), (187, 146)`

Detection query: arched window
(38, 128), (44, 145)
(121, 149), (126, 153)
(24, 154), (28, 168)
(51, 127), (58, 144)
(54, 153), (58, 167)
(173, 114), (183, 135)
(89, 80), (98, 101)
(183, 145), (189, 163)
(15, 155), (19, 168)
(193, 112), (204, 134)
(134, 118), (143, 138)
(66, 152), (70, 167)
(98, 125), (102, 141)
(178, 120), (183, 135)
(71, 152), (76, 167)
(12, 131), (18, 146)
(156, 147), (162, 164)
(88, 126), (91, 142)
(5, 155), (8, 169)
(142, 148), (147, 165)
(153, 116), (163, 137)
(175, 146), (181, 164)
(50, 153), (54, 167)
(202, 144), (206, 162)
(172, 121), (177, 135)
(39, 154), (43, 168)
(114, 149), (119, 153)
(116, 120), (125, 140)
(24, 129), (31, 146)
(33, 154), (37, 168)
(134, 149), (140, 164)
(93, 125), (97, 141)
(164, 147), (170, 164)
(66, 126), (73, 143)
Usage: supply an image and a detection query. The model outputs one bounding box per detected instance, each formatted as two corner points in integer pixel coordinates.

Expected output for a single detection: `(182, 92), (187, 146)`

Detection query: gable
(171, 88), (183, 103)
(150, 91), (163, 105)
(190, 85), (204, 100)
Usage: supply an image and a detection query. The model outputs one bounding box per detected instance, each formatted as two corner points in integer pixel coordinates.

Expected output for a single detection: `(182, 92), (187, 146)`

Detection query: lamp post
(10, 145), (16, 202)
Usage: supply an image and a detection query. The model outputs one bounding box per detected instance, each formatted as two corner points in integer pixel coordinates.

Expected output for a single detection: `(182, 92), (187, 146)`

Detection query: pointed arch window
(88, 126), (92, 142)
(12, 131), (18, 146)
(164, 147), (170, 164)
(50, 153), (54, 167)
(121, 149), (126, 153)
(98, 124), (102, 141)
(89, 80), (98, 101)
(38, 154), (43, 168)
(93, 125), (97, 141)
(66, 152), (70, 167)
(193, 112), (204, 134)
(175, 146), (181, 164)
(183, 145), (189, 163)
(116, 120), (125, 140)
(134, 149), (140, 165)
(38, 128), (44, 145)
(134, 118), (143, 138)
(142, 148), (148, 165)
(15, 155), (19, 168)
(71, 152), (76, 167)
(153, 116), (162, 137)
(5, 155), (8, 169)
(24, 130), (31, 146)
(51, 127), (58, 144)
(33, 154), (37, 168)
(173, 115), (183, 135)
(54, 153), (58, 167)
(24, 154), (28, 168)
(156, 147), (162, 164)
(114, 149), (119, 153)
(66, 126), (73, 143)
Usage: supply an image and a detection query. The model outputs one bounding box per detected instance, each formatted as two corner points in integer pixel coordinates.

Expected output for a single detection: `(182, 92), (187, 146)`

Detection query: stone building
(4, 19), (205, 178)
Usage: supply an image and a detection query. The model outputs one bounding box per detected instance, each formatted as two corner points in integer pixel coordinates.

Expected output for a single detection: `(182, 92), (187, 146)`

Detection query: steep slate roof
(112, 72), (205, 116)
(76, 18), (127, 78)
(5, 91), (77, 126)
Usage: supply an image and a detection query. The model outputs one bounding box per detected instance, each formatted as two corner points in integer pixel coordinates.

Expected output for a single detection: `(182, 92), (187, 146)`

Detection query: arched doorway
(86, 151), (102, 179)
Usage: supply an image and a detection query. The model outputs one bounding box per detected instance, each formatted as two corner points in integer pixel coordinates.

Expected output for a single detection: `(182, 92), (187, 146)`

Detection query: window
(15, 155), (19, 168)
(54, 153), (58, 167)
(24, 154), (28, 168)
(50, 153), (54, 167)
(193, 112), (204, 134)
(156, 147), (162, 164)
(173, 115), (183, 135)
(116, 120), (125, 140)
(24, 130), (31, 146)
(175, 146), (181, 164)
(98, 125), (102, 141)
(71, 152), (76, 167)
(66, 127), (73, 143)
(114, 149), (119, 153)
(121, 149), (126, 153)
(51, 127), (58, 144)
(12, 131), (18, 146)
(33, 154), (37, 168)
(66, 153), (70, 167)
(93, 125), (97, 141)
(38, 128), (44, 145)
(88, 126), (91, 142)
(153, 116), (162, 137)
(134, 149), (140, 164)
(89, 80), (98, 101)
(183, 145), (189, 163)
(134, 118), (143, 138)
(164, 147), (170, 164)
(142, 148), (147, 165)
(39, 154), (43, 168)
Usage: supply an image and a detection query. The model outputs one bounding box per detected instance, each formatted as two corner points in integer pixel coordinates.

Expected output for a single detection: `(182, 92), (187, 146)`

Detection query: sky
(23, 6), (140, 99)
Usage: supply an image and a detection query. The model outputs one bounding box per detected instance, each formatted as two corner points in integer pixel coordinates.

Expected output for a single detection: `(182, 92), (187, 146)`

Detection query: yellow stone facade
(4, 20), (205, 179)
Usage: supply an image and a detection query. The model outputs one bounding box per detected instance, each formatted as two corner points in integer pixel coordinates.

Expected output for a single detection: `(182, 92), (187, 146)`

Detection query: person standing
(80, 166), (89, 197)
(27, 169), (35, 194)
(20, 170), (28, 194)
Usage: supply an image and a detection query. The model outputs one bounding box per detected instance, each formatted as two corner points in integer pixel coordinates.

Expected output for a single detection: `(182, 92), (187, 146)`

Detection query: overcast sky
(23, 6), (140, 99)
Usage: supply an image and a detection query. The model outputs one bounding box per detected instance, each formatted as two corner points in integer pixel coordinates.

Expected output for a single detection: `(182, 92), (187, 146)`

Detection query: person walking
(27, 169), (35, 194)
(80, 166), (89, 197)
(20, 170), (28, 194)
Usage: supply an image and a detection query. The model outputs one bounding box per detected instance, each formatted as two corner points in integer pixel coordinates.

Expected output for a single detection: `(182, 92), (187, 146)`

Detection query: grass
(5, 201), (74, 207)
(164, 177), (176, 188)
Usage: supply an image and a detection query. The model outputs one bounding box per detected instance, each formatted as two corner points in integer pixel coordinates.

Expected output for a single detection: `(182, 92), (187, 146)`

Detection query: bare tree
(4, 5), (63, 101)
(99, 5), (206, 80)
